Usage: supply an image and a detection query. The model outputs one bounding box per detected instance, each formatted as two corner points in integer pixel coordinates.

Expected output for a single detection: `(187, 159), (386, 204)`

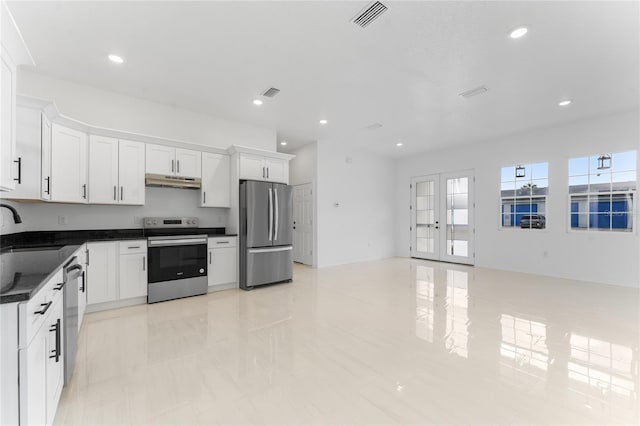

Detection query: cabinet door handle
(216, 241), (229, 244)
(209, 252), (212, 264)
(82, 183), (87, 199)
(262, 167), (265, 178)
(172, 159), (175, 172)
(142, 256), (146, 271)
(266, 167), (269, 179)
(13, 157), (22, 183)
(35, 301), (52, 315)
(86, 249), (90, 266)
(120, 186), (124, 201)
(113, 186), (117, 201)
(54, 282), (65, 291)
(128, 246), (141, 249)
(177, 160), (180, 173)
(203, 192), (206, 205)
(49, 318), (61, 362)
(80, 271), (85, 292)
(45, 177), (51, 194)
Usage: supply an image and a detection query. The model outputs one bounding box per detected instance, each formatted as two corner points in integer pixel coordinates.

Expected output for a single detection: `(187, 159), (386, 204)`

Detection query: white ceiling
(7, 1), (640, 158)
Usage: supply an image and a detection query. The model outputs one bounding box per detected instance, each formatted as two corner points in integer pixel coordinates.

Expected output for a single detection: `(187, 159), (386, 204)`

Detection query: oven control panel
(143, 217), (199, 228)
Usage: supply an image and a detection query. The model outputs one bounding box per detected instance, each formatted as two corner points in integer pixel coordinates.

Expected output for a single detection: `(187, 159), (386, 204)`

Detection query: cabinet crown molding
(227, 145), (295, 160)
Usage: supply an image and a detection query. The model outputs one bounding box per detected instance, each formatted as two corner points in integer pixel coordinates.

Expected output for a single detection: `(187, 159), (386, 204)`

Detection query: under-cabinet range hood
(145, 174), (201, 189)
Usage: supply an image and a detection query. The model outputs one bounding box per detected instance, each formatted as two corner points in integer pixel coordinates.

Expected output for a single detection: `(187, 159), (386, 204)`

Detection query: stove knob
(153, 220), (158, 225)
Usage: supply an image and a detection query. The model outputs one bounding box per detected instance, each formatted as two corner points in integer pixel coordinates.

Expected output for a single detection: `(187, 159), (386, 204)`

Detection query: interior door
(411, 170), (474, 265)
(411, 175), (440, 260)
(293, 184), (313, 265)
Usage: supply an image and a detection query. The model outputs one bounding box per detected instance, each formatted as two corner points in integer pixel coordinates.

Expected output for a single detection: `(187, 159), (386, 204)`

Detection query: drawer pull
(216, 241), (230, 244)
(35, 301), (52, 315)
(128, 246), (141, 249)
(54, 282), (65, 291)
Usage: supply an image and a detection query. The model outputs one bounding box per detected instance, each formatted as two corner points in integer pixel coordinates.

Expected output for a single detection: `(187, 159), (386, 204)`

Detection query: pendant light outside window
(515, 165), (526, 178)
(597, 154), (612, 170)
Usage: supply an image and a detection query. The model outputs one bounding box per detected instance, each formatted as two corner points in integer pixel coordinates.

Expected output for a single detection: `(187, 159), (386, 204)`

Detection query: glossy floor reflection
(55, 259), (640, 425)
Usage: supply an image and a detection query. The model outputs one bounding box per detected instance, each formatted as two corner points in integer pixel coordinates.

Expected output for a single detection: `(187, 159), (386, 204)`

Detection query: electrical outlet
(58, 216), (68, 225)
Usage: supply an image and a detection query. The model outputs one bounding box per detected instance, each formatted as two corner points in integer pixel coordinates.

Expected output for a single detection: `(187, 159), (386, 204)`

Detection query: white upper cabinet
(8, 106), (42, 200)
(201, 152), (230, 207)
(89, 136), (145, 205)
(50, 124), (88, 203)
(238, 152), (289, 184)
(145, 143), (174, 176)
(88, 135), (118, 204)
(175, 148), (201, 178)
(0, 49), (16, 191)
(0, 2), (34, 192)
(118, 140), (145, 205)
(264, 157), (288, 183)
(146, 143), (201, 178)
(41, 114), (52, 200)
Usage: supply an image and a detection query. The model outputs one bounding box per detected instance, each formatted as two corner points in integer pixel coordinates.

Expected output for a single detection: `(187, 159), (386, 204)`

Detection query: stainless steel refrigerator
(239, 180), (293, 290)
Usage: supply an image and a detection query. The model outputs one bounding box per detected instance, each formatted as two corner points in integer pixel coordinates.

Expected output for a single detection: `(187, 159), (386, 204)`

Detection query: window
(500, 162), (549, 229)
(569, 151), (636, 232)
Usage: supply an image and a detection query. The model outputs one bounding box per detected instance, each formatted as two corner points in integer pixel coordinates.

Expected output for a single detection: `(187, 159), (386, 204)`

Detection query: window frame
(499, 162), (550, 231)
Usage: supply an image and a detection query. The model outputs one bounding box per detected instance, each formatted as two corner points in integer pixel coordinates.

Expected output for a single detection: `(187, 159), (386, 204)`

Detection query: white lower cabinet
(207, 237), (237, 287)
(118, 241), (147, 300)
(86, 242), (118, 305)
(15, 273), (65, 426)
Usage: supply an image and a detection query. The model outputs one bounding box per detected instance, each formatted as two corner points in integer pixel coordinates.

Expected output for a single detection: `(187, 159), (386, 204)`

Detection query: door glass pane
(416, 180), (436, 254)
(446, 177), (469, 257)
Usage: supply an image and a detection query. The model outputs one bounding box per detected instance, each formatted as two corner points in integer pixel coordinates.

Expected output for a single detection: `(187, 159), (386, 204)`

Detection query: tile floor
(55, 258), (639, 425)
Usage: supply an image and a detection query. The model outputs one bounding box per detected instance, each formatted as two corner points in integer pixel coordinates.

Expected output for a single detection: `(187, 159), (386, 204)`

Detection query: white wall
(1, 187), (227, 234)
(316, 139), (395, 267)
(395, 109), (640, 287)
(18, 70), (276, 151)
(288, 143), (316, 186)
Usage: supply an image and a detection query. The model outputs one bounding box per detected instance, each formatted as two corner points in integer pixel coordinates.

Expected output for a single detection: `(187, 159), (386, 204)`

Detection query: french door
(411, 170), (475, 265)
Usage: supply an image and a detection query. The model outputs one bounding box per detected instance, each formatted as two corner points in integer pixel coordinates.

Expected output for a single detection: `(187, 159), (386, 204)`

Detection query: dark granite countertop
(0, 228), (237, 304)
(1, 244), (82, 304)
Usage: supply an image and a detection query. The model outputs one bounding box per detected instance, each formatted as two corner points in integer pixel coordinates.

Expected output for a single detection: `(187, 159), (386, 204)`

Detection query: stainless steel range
(144, 217), (208, 303)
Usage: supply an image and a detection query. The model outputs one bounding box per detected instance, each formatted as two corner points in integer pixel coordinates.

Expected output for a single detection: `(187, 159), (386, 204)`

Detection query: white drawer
(118, 240), (147, 254)
(208, 236), (237, 249)
(19, 269), (63, 348)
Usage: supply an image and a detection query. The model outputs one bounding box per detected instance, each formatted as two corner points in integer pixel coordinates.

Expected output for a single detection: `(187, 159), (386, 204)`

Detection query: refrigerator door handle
(268, 187), (273, 241)
(248, 246), (293, 254)
(274, 187), (279, 241)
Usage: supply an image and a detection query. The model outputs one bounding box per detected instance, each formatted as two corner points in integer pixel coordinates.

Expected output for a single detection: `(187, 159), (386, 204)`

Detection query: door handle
(177, 160), (180, 173)
(82, 183), (87, 199)
(274, 187), (279, 241)
(80, 271), (85, 292)
(268, 187), (273, 241)
(171, 159), (175, 173)
(266, 167), (269, 179)
(203, 192), (206, 205)
(45, 177), (50, 194)
(209, 252), (212, 264)
(113, 186), (117, 201)
(49, 318), (61, 363)
(120, 186), (124, 201)
(54, 282), (65, 291)
(142, 256), (146, 271)
(13, 157), (21, 183)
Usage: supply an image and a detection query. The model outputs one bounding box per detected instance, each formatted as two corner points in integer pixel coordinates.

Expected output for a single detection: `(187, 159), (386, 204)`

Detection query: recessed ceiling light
(108, 54), (124, 64)
(396, 142), (403, 147)
(319, 119), (328, 125)
(558, 99), (572, 107)
(252, 99), (263, 106)
(280, 141), (287, 146)
(509, 27), (528, 39)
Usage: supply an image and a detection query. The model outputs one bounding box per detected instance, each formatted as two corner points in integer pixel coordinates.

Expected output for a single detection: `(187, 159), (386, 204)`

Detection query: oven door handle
(148, 238), (207, 246)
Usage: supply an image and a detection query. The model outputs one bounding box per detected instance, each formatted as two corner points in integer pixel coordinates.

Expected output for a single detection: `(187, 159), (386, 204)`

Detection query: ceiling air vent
(262, 87), (280, 98)
(459, 86), (488, 98)
(352, 1), (388, 28)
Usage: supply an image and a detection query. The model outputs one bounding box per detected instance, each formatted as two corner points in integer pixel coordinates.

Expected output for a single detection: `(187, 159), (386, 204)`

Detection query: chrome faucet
(0, 204), (22, 224)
